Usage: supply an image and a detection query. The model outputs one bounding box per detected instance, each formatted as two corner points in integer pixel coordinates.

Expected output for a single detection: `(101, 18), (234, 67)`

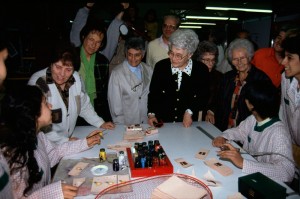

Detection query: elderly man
(147, 29), (209, 128)
(108, 37), (153, 125)
(146, 14), (181, 69)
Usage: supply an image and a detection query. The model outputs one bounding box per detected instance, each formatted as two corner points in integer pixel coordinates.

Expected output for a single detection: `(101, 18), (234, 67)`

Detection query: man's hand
(217, 143), (244, 168)
(212, 136), (227, 147)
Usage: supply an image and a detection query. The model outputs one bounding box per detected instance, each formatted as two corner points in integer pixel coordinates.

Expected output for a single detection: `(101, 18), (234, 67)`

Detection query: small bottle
(140, 155), (146, 168)
(99, 148), (106, 162)
(119, 151), (125, 166)
(134, 157), (141, 168)
(113, 159), (119, 171)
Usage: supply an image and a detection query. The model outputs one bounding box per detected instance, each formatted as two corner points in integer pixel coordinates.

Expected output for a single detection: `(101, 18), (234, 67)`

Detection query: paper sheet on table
(151, 175), (207, 199)
(68, 162), (89, 176)
(202, 170), (222, 187)
(123, 130), (144, 141)
(107, 141), (132, 151)
(91, 175), (117, 194)
(90, 174), (132, 194)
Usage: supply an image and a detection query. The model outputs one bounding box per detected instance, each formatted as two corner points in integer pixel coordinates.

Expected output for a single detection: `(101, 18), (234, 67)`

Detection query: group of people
(1, 1), (300, 198)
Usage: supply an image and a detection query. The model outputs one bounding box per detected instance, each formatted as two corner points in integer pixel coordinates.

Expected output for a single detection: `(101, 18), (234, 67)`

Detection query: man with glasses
(146, 14), (181, 69)
(108, 37), (153, 125)
(148, 29), (209, 128)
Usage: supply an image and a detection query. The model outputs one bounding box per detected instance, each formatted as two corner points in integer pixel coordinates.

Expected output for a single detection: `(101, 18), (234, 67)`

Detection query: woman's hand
(100, 122), (115, 130)
(212, 136), (227, 147)
(69, 137), (79, 141)
(61, 183), (78, 199)
(217, 143), (244, 168)
(205, 111), (215, 124)
(148, 116), (158, 126)
(182, 112), (192, 128)
(86, 130), (101, 147)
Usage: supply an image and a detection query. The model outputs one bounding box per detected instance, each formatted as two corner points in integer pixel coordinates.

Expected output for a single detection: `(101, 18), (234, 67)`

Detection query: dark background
(0, 1), (299, 82)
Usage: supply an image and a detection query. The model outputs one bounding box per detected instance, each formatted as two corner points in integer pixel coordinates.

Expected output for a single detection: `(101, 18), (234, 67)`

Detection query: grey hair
(196, 40), (218, 62)
(227, 38), (254, 62)
(125, 37), (146, 55)
(163, 14), (181, 28)
(168, 29), (199, 54)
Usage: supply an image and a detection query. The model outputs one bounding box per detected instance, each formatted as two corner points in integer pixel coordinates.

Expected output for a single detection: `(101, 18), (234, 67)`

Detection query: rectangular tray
(126, 147), (173, 178)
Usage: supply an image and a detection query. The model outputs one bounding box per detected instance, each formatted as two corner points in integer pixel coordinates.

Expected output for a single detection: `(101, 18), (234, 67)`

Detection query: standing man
(146, 14), (181, 69)
(280, 34), (300, 167)
(251, 25), (296, 88)
(108, 37), (153, 125)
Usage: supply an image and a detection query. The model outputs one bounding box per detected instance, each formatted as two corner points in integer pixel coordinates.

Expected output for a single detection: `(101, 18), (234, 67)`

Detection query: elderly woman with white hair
(147, 29), (209, 127)
(215, 38), (271, 131)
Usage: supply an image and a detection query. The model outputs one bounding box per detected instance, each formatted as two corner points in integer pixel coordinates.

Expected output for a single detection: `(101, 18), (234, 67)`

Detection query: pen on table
(86, 130), (105, 140)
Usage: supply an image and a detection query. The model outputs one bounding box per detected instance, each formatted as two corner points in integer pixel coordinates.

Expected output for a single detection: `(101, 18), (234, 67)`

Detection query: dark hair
(195, 40), (219, 62)
(0, 85), (44, 196)
(282, 34), (300, 57)
(80, 20), (107, 51)
(125, 37), (145, 52)
(144, 9), (157, 22)
(244, 80), (279, 119)
(49, 42), (80, 71)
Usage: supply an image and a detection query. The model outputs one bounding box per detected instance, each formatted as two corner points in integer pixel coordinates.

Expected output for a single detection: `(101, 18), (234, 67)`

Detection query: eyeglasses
(87, 37), (102, 47)
(131, 82), (142, 92)
(232, 56), (248, 64)
(168, 51), (188, 61)
(201, 58), (216, 65)
(163, 24), (177, 31)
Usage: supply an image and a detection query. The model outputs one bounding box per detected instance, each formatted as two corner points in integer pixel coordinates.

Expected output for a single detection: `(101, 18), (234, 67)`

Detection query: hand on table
(205, 111), (215, 124)
(148, 116), (158, 127)
(61, 183), (78, 199)
(69, 137), (79, 141)
(182, 112), (192, 128)
(212, 136), (227, 147)
(100, 122), (115, 130)
(217, 143), (244, 168)
(86, 130), (101, 147)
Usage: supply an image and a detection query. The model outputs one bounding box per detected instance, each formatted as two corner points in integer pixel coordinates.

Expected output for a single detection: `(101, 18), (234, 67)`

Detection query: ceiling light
(181, 22), (216, 25)
(179, 25), (202, 29)
(186, 16), (238, 21)
(206, 6), (272, 13)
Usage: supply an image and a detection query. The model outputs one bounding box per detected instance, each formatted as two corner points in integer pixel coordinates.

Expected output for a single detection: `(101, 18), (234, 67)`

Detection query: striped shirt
(222, 115), (295, 182)
(11, 132), (90, 199)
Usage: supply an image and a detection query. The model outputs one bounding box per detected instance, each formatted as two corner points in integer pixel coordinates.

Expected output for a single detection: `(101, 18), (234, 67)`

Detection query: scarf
(79, 47), (96, 106)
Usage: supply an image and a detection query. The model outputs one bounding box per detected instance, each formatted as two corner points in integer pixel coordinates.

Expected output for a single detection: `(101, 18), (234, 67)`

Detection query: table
(54, 121), (298, 199)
